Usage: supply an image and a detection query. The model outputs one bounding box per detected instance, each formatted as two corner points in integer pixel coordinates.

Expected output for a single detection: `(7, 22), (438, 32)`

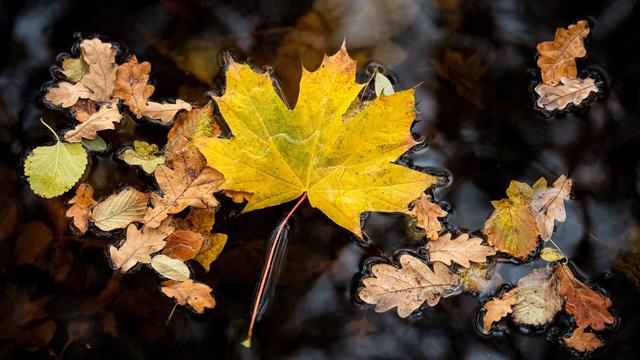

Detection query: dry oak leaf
(531, 175), (572, 240)
(170, 208), (227, 271)
(555, 264), (614, 331)
(142, 99), (192, 123)
(160, 279), (216, 313)
(535, 76), (598, 111)
(482, 288), (517, 333)
(44, 81), (92, 108)
(113, 55), (155, 117)
(79, 38), (118, 102)
(536, 20), (590, 85)
(358, 254), (461, 318)
(65, 183), (97, 234)
(91, 187), (149, 231)
(564, 326), (604, 352)
(143, 150), (224, 228)
(427, 232), (496, 268)
(162, 230), (204, 260)
(109, 220), (175, 271)
(512, 267), (563, 326)
(411, 193), (447, 240)
(64, 104), (122, 143)
(195, 46), (436, 237)
(165, 101), (220, 164)
(483, 181), (539, 259)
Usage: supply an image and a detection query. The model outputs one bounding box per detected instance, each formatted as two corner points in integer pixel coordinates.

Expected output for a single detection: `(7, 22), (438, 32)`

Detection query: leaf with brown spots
(482, 289), (517, 333)
(65, 183), (97, 234)
(160, 279), (216, 313)
(113, 55), (155, 117)
(536, 20), (590, 85)
(411, 193), (447, 240)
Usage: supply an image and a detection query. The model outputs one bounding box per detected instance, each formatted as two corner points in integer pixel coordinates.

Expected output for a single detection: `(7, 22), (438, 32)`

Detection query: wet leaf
(411, 193), (447, 240)
(427, 232), (495, 267)
(540, 247), (566, 262)
(536, 20), (590, 85)
(170, 208), (227, 270)
(482, 289), (517, 333)
(64, 104), (122, 143)
(555, 264), (614, 331)
(160, 279), (215, 313)
(358, 254), (460, 317)
(196, 47), (436, 237)
(82, 135), (108, 152)
(65, 183), (97, 234)
(119, 140), (166, 174)
(44, 81), (92, 107)
(143, 150), (224, 228)
(142, 99), (192, 123)
(109, 221), (174, 271)
(458, 262), (501, 295)
(61, 57), (88, 82)
(194, 233), (228, 272)
(91, 187), (149, 231)
(483, 181), (538, 259)
(374, 72), (394, 96)
(151, 254), (190, 281)
(535, 76), (599, 111)
(162, 230), (204, 260)
(79, 38), (118, 102)
(24, 121), (88, 198)
(564, 326), (603, 352)
(512, 267), (563, 326)
(165, 101), (220, 163)
(113, 55), (155, 117)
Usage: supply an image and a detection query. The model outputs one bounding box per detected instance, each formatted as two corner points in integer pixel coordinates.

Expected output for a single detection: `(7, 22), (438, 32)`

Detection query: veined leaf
(536, 20), (590, 85)
(535, 77), (598, 111)
(119, 140), (165, 174)
(151, 254), (190, 281)
(91, 187), (149, 231)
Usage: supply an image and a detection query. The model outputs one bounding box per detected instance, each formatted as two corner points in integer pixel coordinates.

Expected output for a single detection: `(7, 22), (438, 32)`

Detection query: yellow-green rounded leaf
(540, 247), (566, 262)
(119, 140), (165, 174)
(24, 130), (88, 198)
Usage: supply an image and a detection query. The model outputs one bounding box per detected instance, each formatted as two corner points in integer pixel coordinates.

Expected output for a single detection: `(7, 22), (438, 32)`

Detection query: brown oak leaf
(113, 55), (155, 117)
(531, 175), (572, 240)
(170, 208), (227, 271)
(160, 279), (216, 313)
(165, 102), (220, 164)
(142, 99), (192, 123)
(411, 193), (447, 240)
(79, 38), (118, 102)
(65, 183), (97, 234)
(564, 326), (603, 352)
(64, 104), (122, 143)
(162, 230), (204, 260)
(482, 288), (517, 333)
(143, 150), (224, 228)
(555, 264), (614, 331)
(358, 254), (461, 318)
(536, 20), (590, 85)
(109, 220), (175, 271)
(427, 232), (495, 268)
(44, 81), (92, 108)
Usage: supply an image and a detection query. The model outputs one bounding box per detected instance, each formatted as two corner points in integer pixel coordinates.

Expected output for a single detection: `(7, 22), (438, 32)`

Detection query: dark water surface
(1, 0), (640, 359)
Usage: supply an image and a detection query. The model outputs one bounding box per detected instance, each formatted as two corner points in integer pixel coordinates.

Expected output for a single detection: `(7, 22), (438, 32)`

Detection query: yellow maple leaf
(196, 46), (435, 236)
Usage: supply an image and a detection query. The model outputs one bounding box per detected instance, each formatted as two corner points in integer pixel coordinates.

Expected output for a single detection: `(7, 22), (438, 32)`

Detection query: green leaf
(82, 135), (109, 153)
(374, 72), (395, 97)
(119, 140), (165, 173)
(24, 120), (88, 198)
(540, 247), (566, 262)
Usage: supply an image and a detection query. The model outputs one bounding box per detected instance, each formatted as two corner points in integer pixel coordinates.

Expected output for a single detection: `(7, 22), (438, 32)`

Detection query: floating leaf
(160, 279), (215, 313)
(358, 254), (460, 317)
(194, 233), (227, 272)
(44, 81), (92, 107)
(411, 193), (447, 240)
(170, 208), (226, 271)
(564, 326), (603, 352)
(82, 135), (108, 152)
(61, 57), (88, 83)
(113, 55), (155, 117)
(141, 100), (192, 123)
(535, 77), (599, 111)
(109, 221), (174, 271)
(458, 262), (501, 295)
(65, 183), (97, 234)
(512, 267), (563, 326)
(482, 289), (517, 333)
(374, 72), (394, 96)
(64, 104), (122, 143)
(151, 254), (190, 281)
(24, 120), (88, 198)
(165, 102), (220, 163)
(536, 20), (590, 85)
(540, 247), (566, 262)
(483, 181), (538, 259)
(119, 140), (165, 174)
(427, 233), (495, 268)
(79, 38), (117, 102)
(162, 230), (204, 260)
(196, 46), (436, 237)
(91, 187), (149, 231)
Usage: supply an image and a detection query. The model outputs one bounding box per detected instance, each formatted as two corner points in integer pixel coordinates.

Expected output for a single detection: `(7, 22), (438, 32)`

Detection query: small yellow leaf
(119, 140), (166, 174)
(540, 247), (566, 262)
(194, 233), (228, 272)
(61, 57), (88, 83)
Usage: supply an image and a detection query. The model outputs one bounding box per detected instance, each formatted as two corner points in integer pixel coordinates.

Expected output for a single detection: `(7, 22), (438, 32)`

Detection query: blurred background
(1, 0), (639, 358)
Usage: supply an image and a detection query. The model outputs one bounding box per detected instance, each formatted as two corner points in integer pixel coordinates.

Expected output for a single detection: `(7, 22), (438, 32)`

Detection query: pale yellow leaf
(91, 187), (149, 231)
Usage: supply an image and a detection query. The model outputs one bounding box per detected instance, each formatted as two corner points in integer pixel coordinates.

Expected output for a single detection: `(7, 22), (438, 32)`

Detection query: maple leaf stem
(244, 192), (307, 347)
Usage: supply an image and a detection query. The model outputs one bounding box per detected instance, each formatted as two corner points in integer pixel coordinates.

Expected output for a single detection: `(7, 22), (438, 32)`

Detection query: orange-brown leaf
(44, 81), (92, 108)
(536, 20), (590, 85)
(142, 100), (192, 123)
(79, 38), (117, 102)
(427, 232), (495, 268)
(564, 326), (604, 352)
(555, 265), (614, 331)
(482, 289), (517, 333)
(165, 102), (220, 164)
(113, 55), (155, 117)
(109, 220), (175, 271)
(65, 183), (96, 234)
(64, 104), (122, 143)
(411, 193), (447, 240)
(162, 230), (204, 260)
(160, 279), (216, 313)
